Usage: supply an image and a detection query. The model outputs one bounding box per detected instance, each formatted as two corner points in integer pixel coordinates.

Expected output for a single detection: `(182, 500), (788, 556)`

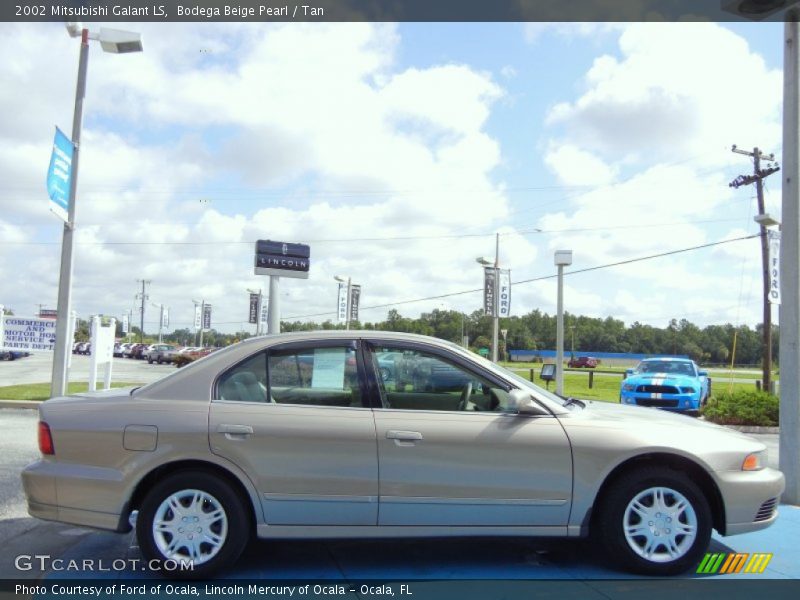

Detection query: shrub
(173, 354), (197, 368)
(701, 389), (779, 426)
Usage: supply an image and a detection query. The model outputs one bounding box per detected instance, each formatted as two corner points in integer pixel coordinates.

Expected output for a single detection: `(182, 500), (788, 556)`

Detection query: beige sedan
(22, 331), (784, 577)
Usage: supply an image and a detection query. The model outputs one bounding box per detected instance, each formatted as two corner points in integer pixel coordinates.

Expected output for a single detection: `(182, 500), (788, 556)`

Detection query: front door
(365, 341), (573, 527)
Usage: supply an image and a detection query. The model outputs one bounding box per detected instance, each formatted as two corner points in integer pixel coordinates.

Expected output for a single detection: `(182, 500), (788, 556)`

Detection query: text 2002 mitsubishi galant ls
(23, 332), (784, 577)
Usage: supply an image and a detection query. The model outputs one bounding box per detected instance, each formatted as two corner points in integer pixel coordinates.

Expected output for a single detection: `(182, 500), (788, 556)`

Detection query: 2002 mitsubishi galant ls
(22, 331), (784, 577)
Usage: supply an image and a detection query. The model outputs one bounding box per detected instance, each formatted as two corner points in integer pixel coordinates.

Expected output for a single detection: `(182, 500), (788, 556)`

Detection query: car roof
(135, 331), (487, 401)
(640, 357), (693, 362)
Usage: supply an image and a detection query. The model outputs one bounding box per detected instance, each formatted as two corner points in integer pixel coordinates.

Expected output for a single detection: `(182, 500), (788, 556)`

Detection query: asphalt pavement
(0, 352), (174, 390)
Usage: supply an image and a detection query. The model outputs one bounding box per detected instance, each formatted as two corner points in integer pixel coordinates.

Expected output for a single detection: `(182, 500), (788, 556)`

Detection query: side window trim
(266, 339), (369, 410)
(363, 339), (512, 412)
(363, 339), (512, 394)
(212, 349), (268, 403)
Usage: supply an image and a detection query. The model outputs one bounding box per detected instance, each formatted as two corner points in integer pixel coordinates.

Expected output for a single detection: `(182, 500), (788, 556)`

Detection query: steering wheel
(457, 381), (474, 411)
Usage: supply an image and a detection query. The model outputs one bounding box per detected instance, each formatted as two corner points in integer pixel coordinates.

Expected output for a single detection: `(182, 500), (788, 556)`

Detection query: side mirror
(624, 368), (634, 379)
(698, 370), (708, 377)
(507, 389), (550, 416)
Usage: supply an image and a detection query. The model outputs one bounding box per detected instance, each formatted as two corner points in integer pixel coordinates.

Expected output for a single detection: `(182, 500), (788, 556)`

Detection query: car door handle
(386, 430), (423, 446)
(217, 424), (254, 440)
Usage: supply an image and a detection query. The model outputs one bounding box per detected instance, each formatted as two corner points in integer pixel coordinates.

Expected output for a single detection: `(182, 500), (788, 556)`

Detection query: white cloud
(0, 22), (521, 331)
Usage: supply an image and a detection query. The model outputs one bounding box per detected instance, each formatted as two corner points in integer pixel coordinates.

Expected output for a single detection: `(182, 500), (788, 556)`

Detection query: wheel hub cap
(152, 489), (228, 566)
(623, 486), (697, 563)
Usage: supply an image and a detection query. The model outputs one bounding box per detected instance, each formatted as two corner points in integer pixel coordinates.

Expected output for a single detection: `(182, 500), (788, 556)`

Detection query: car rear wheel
(595, 466), (711, 575)
(136, 471), (250, 578)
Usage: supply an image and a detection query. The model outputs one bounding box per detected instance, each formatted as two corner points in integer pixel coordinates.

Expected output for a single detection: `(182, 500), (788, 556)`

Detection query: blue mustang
(620, 357), (711, 413)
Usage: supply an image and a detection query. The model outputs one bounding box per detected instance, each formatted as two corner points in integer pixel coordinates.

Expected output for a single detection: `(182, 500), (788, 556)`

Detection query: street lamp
(569, 325), (576, 359)
(51, 23), (142, 398)
(476, 255), (499, 362)
(334, 275), (352, 330)
(554, 250), (573, 396)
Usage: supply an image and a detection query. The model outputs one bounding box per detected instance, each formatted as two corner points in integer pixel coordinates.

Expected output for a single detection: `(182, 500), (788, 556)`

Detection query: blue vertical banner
(46, 127), (74, 223)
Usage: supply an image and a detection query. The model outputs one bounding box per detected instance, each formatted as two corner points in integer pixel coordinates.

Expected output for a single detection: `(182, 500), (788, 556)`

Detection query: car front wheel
(136, 471), (250, 578)
(595, 466), (711, 575)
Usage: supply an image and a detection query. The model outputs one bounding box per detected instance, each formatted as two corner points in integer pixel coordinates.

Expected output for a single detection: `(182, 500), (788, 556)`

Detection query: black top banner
(5, 0), (800, 23)
(256, 240), (310, 259)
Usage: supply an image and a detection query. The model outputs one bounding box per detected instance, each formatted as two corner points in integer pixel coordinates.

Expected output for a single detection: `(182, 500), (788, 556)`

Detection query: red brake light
(38, 422), (54, 455)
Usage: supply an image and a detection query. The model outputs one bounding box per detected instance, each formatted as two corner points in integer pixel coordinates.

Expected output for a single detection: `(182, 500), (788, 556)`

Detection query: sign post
(88, 316), (116, 392)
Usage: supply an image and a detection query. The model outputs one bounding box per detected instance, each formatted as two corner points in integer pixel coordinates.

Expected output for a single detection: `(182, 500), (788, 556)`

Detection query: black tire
(136, 470), (250, 579)
(148, 358), (154, 364)
(157, 357), (163, 365)
(594, 466), (711, 575)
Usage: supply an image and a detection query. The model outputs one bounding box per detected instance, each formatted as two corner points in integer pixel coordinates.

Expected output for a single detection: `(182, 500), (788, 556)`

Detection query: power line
(283, 233), (760, 319)
(0, 217), (749, 246)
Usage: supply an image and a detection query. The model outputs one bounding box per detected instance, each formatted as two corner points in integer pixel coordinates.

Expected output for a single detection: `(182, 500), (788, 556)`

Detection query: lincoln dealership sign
(254, 240), (310, 279)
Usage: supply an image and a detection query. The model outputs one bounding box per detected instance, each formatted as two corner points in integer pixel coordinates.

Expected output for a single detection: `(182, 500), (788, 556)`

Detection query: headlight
(679, 387), (696, 394)
(742, 452), (765, 471)
(622, 383), (636, 391)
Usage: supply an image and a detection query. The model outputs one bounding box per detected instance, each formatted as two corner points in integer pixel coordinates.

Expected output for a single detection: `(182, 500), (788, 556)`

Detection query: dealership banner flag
(46, 127), (74, 223)
(248, 293), (259, 324)
(483, 268), (496, 316)
(349, 285), (361, 322)
(163, 307), (170, 330)
(260, 302), (268, 329)
(194, 304), (202, 330)
(202, 304), (212, 331)
(337, 283), (348, 322)
(122, 314), (129, 334)
(768, 230), (781, 305)
(498, 269), (511, 317)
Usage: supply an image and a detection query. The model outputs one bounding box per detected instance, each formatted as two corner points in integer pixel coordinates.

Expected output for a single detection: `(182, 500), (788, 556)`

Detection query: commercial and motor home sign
(1, 317), (57, 351)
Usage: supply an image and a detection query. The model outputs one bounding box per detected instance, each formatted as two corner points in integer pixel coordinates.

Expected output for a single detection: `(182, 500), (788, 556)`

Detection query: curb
(723, 424), (780, 434)
(0, 400), (42, 409)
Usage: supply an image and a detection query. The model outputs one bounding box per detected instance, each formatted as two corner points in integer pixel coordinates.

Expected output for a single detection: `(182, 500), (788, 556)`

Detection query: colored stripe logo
(697, 552), (773, 574)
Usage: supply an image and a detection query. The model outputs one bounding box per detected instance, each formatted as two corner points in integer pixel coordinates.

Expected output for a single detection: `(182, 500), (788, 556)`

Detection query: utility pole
(136, 279), (151, 343)
(729, 145), (780, 393)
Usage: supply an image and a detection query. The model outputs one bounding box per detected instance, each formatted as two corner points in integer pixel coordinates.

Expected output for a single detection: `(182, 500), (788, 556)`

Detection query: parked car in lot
(568, 356), (599, 368)
(1, 349), (29, 360)
(146, 344), (179, 364)
(620, 357), (711, 412)
(22, 331), (783, 578)
(73, 342), (91, 355)
(130, 344), (150, 360)
(114, 343), (134, 358)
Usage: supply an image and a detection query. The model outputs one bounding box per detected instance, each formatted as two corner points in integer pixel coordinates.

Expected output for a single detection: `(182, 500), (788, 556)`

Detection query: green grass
(0, 382), (140, 401)
(510, 368), (763, 403)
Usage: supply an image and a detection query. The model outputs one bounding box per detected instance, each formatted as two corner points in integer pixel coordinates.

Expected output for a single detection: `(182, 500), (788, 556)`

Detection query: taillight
(38, 422), (54, 455)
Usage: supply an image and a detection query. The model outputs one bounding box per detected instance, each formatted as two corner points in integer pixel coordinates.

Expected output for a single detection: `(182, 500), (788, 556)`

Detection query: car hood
(558, 399), (764, 471)
(624, 372), (699, 386)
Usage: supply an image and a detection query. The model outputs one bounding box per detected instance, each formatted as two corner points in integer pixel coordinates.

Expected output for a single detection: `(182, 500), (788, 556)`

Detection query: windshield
(635, 360), (696, 376)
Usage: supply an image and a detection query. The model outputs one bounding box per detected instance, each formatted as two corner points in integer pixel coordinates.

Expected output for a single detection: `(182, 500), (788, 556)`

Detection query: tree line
(94, 308), (773, 367)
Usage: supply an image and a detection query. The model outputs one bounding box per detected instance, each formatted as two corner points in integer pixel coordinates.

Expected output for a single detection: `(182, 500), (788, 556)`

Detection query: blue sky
(0, 21), (787, 333)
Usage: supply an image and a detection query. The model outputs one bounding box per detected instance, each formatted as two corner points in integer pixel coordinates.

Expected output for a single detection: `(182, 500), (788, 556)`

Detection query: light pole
(554, 250), (573, 396)
(150, 302), (164, 343)
(569, 325), (576, 359)
(334, 275), (352, 330)
(50, 23), (142, 398)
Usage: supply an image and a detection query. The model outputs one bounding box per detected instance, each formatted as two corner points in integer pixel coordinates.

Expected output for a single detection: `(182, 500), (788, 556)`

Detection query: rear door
(209, 339), (379, 526)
